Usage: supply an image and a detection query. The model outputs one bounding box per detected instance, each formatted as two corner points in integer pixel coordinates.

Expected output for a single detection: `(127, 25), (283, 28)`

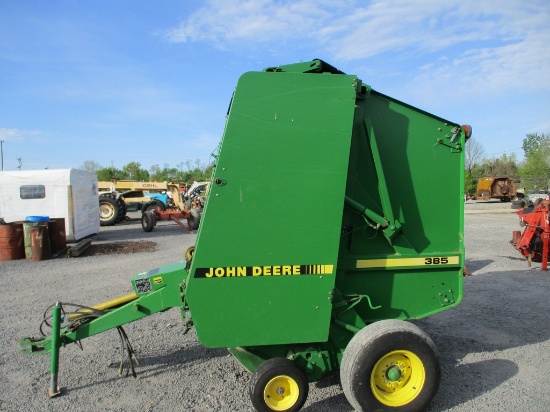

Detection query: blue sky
(1, 0), (549, 172)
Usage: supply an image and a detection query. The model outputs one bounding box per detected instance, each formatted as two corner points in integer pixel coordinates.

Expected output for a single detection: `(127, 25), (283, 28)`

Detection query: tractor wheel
(115, 197), (127, 223)
(341, 320), (440, 412)
(142, 201), (164, 214)
(187, 208), (201, 231)
(511, 199), (526, 210)
(141, 211), (155, 232)
(249, 358), (308, 412)
(99, 196), (119, 226)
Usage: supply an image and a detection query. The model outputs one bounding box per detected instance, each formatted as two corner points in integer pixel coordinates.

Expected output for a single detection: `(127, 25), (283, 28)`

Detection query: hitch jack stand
(48, 302), (61, 398)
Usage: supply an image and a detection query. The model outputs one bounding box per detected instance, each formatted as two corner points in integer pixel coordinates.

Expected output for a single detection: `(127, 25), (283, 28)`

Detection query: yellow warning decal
(356, 256), (459, 269)
(194, 264), (334, 278)
(153, 276), (163, 285)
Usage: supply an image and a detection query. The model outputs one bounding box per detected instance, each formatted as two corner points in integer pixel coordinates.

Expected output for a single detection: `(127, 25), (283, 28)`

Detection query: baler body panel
(337, 89), (465, 322)
(186, 71), (358, 347)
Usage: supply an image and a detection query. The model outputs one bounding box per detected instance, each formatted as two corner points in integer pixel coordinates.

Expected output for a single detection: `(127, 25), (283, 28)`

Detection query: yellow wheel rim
(263, 374), (300, 411)
(100, 204), (115, 219)
(371, 350), (426, 407)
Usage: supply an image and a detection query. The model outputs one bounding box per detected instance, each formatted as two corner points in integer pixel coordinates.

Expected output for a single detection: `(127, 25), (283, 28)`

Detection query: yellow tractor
(98, 180), (206, 232)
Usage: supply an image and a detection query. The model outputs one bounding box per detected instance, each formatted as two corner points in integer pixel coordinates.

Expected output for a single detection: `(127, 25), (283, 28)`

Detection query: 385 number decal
(424, 257), (449, 265)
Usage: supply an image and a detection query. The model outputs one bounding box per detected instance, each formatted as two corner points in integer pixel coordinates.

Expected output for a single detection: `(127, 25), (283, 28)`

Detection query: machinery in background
(511, 199), (550, 270)
(98, 180), (206, 231)
(476, 177), (516, 202)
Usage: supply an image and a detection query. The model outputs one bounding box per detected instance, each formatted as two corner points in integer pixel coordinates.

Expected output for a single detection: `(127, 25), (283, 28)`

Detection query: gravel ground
(1, 202), (549, 411)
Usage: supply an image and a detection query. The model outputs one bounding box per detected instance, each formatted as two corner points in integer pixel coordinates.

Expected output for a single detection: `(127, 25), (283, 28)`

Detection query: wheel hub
(386, 365), (402, 382)
(371, 350), (426, 406)
(264, 375), (300, 411)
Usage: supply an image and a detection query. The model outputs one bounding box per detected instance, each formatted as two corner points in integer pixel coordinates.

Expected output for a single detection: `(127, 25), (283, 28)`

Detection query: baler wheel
(141, 211), (155, 232)
(249, 358), (308, 412)
(341, 320), (440, 411)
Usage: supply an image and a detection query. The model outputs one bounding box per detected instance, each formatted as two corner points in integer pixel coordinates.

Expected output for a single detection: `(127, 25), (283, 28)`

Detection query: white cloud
(164, 0), (550, 96)
(410, 27), (550, 103)
(164, 0), (342, 45)
(0, 128), (41, 141)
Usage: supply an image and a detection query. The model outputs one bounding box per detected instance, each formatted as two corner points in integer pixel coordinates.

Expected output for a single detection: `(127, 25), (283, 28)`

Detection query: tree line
(80, 159), (213, 184)
(81, 132), (550, 195)
(465, 132), (550, 195)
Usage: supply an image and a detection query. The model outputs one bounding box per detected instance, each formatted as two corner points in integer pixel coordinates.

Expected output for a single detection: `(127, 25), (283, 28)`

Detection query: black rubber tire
(141, 200), (164, 215)
(187, 208), (201, 231)
(99, 195), (119, 226)
(249, 358), (308, 412)
(141, 211), (155, 232)
(511, 199), (527, 209)
(341, 320), (440, 412)
(115, 197), (127, 223)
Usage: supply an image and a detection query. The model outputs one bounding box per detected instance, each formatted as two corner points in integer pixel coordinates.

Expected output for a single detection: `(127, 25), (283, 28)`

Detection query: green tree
(519, 132), (550, 191)
(149, 164), (162, 181)
(162, 163), (179, 181)
(478, 154), (519, 178)
(522, 132), (550, 157)
(465, 137), (485, 175)
(464, 137), (486, 195)
(121, 162), (149, 181)
(149, 164), (178, 181)
(464, 172), (477, 196)
(493, 154), (519, 177)
(96, 166), (122, 182)
(80, 160), (102, 174)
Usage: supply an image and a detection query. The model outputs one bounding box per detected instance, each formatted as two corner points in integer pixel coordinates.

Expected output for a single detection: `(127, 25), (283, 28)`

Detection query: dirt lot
(1, 203), (549, 411)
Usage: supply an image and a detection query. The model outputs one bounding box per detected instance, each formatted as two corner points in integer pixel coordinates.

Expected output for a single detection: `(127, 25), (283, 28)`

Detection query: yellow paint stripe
(356, 256), (460, 269)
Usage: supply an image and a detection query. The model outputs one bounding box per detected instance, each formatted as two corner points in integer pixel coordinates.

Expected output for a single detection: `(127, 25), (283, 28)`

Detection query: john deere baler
(21, 59), (470, 412)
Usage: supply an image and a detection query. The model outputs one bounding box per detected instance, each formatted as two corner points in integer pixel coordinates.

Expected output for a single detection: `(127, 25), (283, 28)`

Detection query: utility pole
(17, 157), (22, 170)
(0, 140), (4, 171)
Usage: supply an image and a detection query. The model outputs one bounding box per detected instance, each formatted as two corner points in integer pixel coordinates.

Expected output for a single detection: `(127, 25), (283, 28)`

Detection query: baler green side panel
(337, 90), (465, 321)
(186, 71), (358, 347)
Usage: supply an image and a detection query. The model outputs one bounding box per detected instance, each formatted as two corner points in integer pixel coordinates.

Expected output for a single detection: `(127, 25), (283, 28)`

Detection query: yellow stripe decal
(356, 256), (459, 269)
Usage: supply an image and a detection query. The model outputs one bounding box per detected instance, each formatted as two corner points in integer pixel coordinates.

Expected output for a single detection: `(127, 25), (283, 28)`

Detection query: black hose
(39, 301), (140, 378)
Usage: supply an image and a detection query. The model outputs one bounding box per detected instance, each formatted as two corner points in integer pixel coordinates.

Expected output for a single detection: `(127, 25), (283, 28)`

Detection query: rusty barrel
(0, 222), (25, 261)
(24, 216), (51, 260)
(29, 225), (52, 261)
(48, 218), (67, 255)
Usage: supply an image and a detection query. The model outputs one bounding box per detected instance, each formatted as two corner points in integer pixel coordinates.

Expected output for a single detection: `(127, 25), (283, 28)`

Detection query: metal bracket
(434, 126), (463, 153)
(438, 288), (455, 307)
